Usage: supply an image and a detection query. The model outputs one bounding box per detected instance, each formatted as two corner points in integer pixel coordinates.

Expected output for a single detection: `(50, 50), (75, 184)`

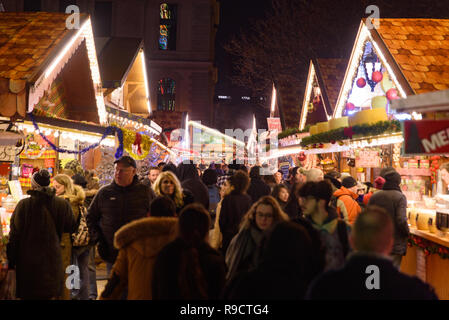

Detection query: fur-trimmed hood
(114, 217), (178, 258)
(64, 185), (86, 207)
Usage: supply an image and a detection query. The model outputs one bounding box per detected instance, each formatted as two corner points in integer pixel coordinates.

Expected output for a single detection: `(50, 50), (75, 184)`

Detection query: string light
(300, 61), (315, 130)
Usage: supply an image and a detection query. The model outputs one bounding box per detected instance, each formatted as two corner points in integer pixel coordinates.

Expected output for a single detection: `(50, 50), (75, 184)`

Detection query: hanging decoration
(430, 155), (440, 185)
(356, 77), (366, 88)
(28, 112), (124, 159)
(122, 127), (153, 161)
(300, 120), (401, 147)
(386, 88), (399, 100)
(408, 234), (449, 259)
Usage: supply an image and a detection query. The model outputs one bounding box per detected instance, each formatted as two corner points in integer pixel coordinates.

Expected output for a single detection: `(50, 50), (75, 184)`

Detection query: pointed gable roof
(316, 58), (347, 110)
(334, 18), (449, 118)
(299, 58), (347, 129)
(375, 19), (449, 94)
(0, 12), (106, 123)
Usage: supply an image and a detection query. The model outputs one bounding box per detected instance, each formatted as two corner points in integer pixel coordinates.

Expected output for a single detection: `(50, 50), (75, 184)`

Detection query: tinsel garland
(408, 234), (449, 259)
(300, 120), (401, 147)
(28, 112), (124, 159)
(121, 127), (153, 160)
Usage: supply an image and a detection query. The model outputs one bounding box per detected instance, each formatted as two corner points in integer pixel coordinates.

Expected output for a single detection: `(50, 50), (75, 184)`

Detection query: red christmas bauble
(386, 88), (398, 100)
(356, 78), (366, 88)
(346, 102), (355, 111)
(372, 71), (383, 83)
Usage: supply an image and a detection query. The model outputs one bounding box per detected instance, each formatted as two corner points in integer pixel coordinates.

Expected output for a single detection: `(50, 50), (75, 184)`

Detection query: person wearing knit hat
(374, 176), (386, 190)
(333, 176), (361, 225)
(7, 168), (76, 299)
(31, 169), (51, 189)
(368, 168), (409, 268)
(361, 176), (386, 206)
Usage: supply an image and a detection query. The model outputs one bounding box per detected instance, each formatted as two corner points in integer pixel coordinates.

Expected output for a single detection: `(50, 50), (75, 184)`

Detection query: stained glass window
(157, 78), (176, 111)
(159, 3), (177, 50)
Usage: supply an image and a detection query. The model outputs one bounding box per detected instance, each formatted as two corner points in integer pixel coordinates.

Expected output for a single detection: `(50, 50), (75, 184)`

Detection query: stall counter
(401, 226), (449, 299)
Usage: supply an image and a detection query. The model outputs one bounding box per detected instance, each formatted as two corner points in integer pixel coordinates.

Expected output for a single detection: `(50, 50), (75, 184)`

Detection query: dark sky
(214, 0), (272, 97)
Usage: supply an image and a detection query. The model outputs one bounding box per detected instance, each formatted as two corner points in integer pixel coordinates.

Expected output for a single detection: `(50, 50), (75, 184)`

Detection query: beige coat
(100, 217), (178, 300)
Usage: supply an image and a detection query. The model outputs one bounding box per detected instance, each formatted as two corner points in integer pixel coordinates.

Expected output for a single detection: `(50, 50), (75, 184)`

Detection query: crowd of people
(3, 156), (438, 300)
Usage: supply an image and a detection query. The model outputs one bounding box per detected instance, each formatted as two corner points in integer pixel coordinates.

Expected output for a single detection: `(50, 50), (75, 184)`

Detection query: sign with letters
(403, 120), (449, 155)
(356, 150), (381, 168)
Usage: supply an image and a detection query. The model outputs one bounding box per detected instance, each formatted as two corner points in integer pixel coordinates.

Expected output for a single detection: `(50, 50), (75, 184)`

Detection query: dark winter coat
(225, 224), (265, 281)
(86, 175), (151, 264)
(7, 187), (76, 299)
(178, 163), (210, 210)
(152, 238), (227, 299)
(218, 192), (252, 254)
(368, 190), (409, 255)
(306, 253), (438, 300)
(225, 221), (322, 300)
(101, 217), (178, 300)
(247, 178), (271, 205)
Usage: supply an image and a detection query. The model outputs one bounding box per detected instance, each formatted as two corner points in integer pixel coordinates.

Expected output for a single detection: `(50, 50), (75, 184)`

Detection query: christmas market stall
(391, 88), (449, 299)
(0, 13), (169, 238)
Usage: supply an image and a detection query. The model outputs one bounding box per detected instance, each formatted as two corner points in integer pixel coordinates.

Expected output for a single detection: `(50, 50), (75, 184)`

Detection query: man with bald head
(307, 206), (438, 300)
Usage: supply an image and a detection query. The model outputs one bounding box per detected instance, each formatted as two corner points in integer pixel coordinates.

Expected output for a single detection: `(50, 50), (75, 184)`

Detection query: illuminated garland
(408, 234), (449, 259)
(28, 112), (124, 159)
(300, 120), (401, 147)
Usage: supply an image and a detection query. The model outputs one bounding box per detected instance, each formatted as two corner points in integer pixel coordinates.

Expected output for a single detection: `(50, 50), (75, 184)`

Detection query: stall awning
(0, 12), (106, 124)
(391, 89), (449, 113)
(98, 37), (143, 89)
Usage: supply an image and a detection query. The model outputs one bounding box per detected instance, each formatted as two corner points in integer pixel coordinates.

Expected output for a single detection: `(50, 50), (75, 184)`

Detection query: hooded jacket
(100, 217), (178, 300)
(334, 187), (361, 225)
(7, 187), (76, 299)
(87, 175), (151, 263)
(177, 163), (209, 210)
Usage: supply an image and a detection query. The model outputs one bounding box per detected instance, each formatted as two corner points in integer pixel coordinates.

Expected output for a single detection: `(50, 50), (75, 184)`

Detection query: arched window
(157, 78), (176, 111)
(159, 3), (177, 50)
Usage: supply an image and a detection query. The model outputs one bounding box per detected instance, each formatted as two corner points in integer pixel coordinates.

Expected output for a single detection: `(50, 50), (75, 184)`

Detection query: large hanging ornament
(371, 96), (388, 109)
(386, 88), (399, 100)
(381, 72), (394, 92)
(356, 78), (367, 88)
(372, 71), (383, 83)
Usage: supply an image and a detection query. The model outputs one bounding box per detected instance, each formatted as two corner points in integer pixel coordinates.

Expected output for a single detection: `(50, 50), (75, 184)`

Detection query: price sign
(356, 150), (381, 168)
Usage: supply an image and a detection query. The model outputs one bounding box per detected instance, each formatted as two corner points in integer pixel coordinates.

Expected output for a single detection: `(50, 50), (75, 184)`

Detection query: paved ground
(95, 262), (108, 299)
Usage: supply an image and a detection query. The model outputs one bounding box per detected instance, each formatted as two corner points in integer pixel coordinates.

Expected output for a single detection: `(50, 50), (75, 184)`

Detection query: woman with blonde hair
(153, 171), (194, 214)
(225, 195), (289, 281)
(53, 174), (89, 300)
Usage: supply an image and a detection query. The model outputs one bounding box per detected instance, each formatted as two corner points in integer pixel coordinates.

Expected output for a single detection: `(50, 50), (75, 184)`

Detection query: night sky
(214, 0), (272, 98)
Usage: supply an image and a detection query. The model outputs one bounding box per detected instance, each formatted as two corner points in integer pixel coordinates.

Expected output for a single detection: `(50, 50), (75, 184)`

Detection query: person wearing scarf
(368, 167), (409, 268)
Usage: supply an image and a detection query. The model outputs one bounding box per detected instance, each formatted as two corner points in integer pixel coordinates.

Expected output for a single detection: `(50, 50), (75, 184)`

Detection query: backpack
(71, 205), (90, 247)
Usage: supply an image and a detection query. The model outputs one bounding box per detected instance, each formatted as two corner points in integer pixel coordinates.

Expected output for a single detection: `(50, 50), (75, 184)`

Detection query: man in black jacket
(7, 169), (76, 300)
(307, 206), (438, 300)
(87, 156), (151, 273)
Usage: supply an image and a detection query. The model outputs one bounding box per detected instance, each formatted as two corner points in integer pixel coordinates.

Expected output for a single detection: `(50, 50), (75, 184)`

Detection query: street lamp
(363, 48), (382, 92)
